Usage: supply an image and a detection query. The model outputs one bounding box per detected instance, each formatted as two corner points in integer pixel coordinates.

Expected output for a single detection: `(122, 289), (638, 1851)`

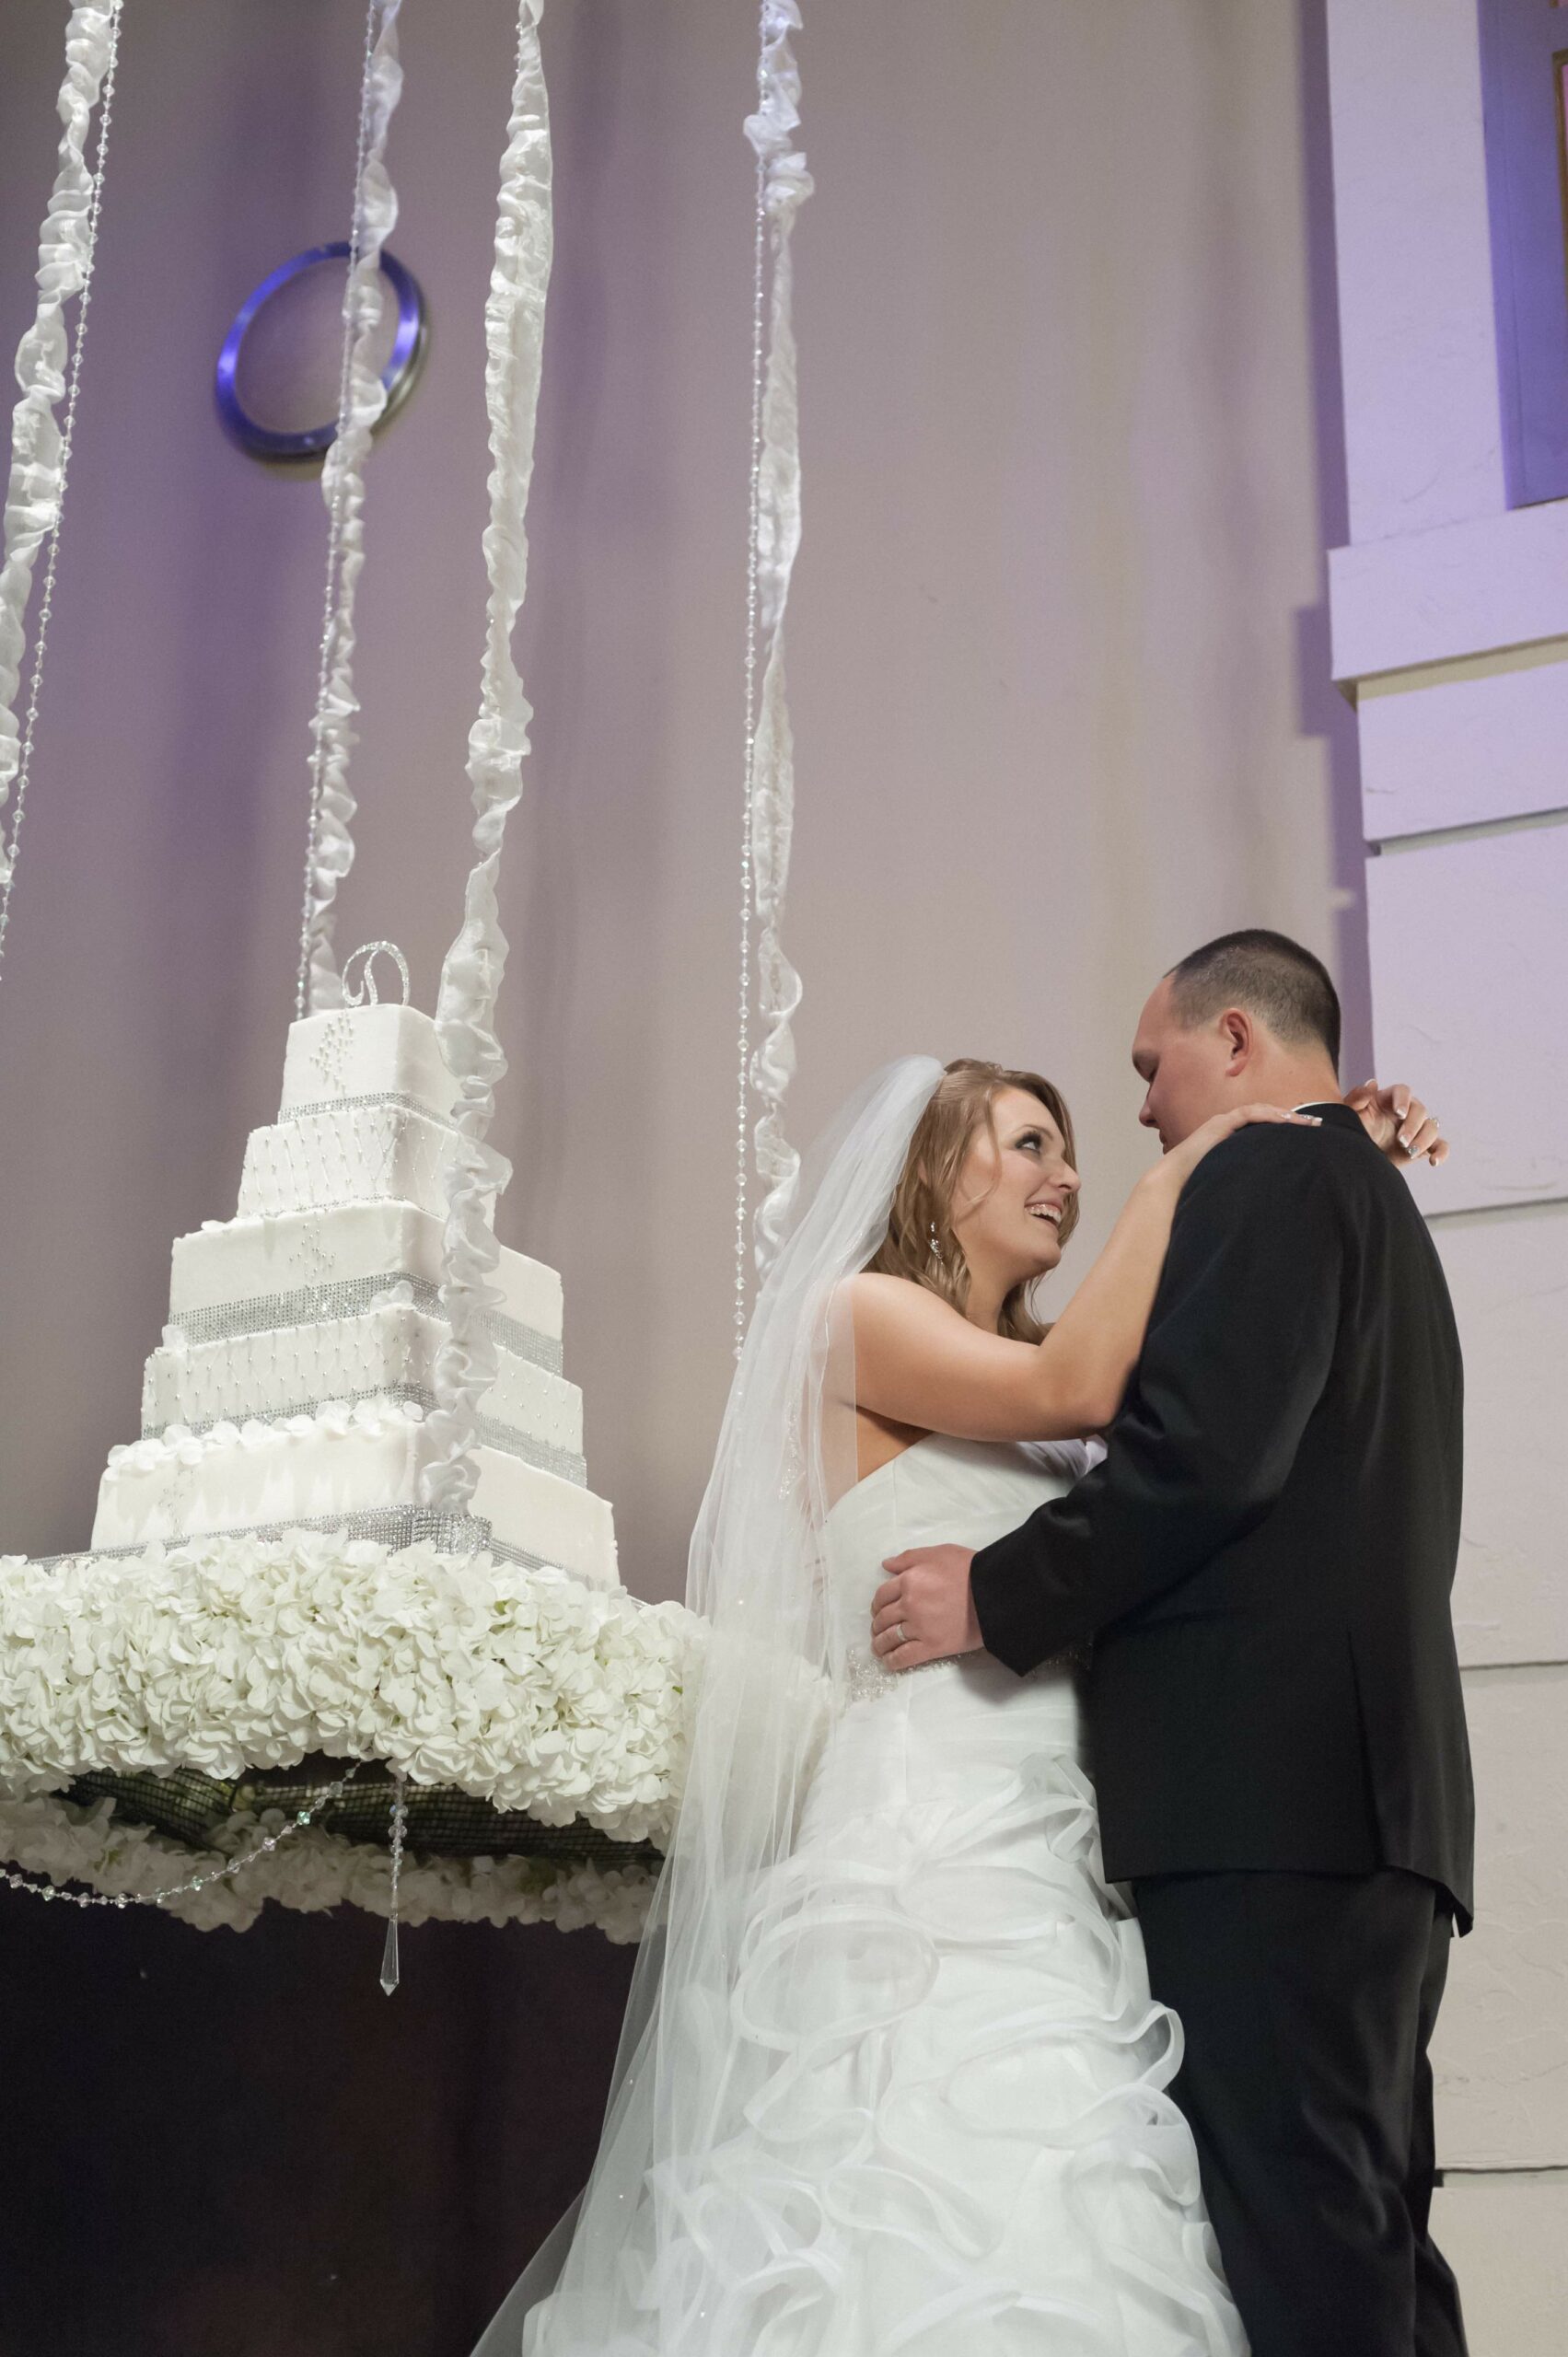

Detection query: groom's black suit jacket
(970, 1103), (1475, 1929)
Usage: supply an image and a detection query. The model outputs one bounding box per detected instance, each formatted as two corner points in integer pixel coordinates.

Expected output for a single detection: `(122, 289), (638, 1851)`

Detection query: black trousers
(1132, 1868), (1468, 2357)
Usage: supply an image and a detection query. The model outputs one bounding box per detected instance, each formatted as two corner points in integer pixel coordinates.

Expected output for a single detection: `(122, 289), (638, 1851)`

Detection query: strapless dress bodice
(826, 1428), (1088, 1554)
(823, 1428), (1091, 1728)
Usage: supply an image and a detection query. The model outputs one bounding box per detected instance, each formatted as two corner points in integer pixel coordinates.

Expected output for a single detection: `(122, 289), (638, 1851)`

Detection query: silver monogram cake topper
(341, 941), (412, 1007)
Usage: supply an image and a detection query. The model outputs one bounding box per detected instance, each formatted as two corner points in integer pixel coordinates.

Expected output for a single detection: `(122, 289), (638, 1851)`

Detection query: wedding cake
(88, 996), (619, 1588)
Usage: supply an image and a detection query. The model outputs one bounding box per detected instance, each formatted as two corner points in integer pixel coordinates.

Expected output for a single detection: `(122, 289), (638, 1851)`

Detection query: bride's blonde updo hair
(863, 1058), (1080, 1344)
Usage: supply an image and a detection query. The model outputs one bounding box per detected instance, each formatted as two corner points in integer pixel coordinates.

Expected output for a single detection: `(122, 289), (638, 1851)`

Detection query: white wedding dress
(636, 1430), (1248, 2356)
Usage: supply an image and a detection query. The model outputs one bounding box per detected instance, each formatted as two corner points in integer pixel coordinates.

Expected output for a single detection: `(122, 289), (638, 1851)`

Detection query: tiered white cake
(90, 1001), (619, 1587)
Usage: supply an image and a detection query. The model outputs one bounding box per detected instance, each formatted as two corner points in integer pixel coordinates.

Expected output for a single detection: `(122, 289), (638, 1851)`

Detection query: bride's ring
(895, 1621), (907, 1645)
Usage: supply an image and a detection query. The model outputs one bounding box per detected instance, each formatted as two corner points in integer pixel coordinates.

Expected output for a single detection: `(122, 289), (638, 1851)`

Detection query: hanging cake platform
(0, 0), (809, 1964)
(0, 1520), (695, 1945)
(0, 0), (702, 1959)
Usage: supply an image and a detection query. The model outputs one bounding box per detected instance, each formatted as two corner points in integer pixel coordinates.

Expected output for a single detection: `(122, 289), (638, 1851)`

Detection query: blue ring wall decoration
(215, 240), (426, 462)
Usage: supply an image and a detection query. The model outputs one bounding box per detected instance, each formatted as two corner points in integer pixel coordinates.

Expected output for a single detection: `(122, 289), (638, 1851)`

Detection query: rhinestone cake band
(282, 1088), (440, 1125)
(168, 1273), (564, 1376)
(40, 1504), (572, 1571)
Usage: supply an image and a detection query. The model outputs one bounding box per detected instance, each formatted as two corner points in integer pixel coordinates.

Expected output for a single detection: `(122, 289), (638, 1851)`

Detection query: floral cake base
(0, 1530), (701, 1940)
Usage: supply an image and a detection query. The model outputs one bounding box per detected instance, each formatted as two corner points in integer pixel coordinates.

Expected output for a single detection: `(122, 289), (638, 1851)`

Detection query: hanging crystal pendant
(379, 1767), (408, 1995)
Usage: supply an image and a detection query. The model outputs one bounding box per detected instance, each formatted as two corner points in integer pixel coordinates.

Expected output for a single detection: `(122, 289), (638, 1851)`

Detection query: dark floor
(0, 1886), (637, 2357)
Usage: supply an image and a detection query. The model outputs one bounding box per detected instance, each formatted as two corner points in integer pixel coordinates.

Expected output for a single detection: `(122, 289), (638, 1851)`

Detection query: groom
(872, 929), (1473, 2357)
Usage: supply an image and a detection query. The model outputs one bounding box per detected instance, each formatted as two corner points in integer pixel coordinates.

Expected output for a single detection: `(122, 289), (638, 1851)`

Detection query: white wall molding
(1330, 499), (1568, 684)
(1376, 807), (1568, 855)
(1360, 636), (1568, 842)
(1376, 810), (1565, 857)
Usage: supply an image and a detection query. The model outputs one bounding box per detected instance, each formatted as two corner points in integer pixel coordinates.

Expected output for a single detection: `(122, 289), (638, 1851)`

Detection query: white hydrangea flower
(0, 1536), (706, 1856)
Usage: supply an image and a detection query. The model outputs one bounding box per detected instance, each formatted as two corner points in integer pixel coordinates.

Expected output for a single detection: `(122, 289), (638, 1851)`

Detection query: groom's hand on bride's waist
(872, 1547), (982, 1670)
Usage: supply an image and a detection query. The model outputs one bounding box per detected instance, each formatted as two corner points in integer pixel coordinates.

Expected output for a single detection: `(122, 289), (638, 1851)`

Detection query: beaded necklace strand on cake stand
(0, 1765), (362, 1916)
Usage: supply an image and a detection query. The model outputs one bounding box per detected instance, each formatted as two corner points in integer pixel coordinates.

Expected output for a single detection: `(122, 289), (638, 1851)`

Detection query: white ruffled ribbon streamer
(0, 2), (120, 946)
(298, 0), (405, 1017)
(743, 4), (813, 1277)
(420, 0), (551, 1513)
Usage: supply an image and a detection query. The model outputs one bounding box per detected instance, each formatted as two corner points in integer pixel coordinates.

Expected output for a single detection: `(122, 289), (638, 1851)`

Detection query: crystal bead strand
(379, 1767), (408, 1993)
(0, 2), (123, 990)
(732, 29), (771, 1364)
(0, 1765), (358, 1912)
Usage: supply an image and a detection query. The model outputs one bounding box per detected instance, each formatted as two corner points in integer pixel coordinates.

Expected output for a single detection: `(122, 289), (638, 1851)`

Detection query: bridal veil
(474, 1055), (946, 2355)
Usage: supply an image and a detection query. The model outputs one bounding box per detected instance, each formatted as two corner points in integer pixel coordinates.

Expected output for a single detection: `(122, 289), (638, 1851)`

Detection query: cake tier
(280, 1003), (457, 1124)
(91, 1400), (619, 1587)
(238, 1104), (457, 1222)
(169, 1201), (563, 1350)
(141, 1303), (584, 1479)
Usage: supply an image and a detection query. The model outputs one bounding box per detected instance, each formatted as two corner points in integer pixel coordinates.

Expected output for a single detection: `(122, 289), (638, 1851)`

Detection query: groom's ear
(1219, 1007), (1256, 1072)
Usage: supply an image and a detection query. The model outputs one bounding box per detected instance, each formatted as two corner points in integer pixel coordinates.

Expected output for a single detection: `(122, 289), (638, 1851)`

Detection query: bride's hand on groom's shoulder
(1156, 1101), (1320, 1194)
(1344, 1080), (1448, 1167)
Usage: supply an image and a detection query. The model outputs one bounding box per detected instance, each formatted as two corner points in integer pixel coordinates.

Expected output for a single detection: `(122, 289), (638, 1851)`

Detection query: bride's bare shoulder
(841, 1270), (960, 1339)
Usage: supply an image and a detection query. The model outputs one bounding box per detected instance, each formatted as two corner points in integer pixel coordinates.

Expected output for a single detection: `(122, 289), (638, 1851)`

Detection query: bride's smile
(947, 1087), (1083, 1314)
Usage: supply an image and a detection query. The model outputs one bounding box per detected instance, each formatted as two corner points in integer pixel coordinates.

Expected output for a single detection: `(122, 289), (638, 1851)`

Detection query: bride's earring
(927, 1220), (943, 1264)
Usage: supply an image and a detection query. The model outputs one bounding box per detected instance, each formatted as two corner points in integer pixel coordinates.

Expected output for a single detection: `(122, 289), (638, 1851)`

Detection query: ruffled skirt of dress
(524, 1667), (1248, 2357)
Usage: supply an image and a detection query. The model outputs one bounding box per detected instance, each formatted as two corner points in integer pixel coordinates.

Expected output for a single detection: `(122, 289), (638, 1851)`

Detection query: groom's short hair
(1167, 929), (1341, 1069)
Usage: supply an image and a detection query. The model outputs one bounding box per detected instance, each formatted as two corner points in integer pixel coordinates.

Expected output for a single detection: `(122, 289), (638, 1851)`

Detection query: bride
(477, 1054), (1430, 2357)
